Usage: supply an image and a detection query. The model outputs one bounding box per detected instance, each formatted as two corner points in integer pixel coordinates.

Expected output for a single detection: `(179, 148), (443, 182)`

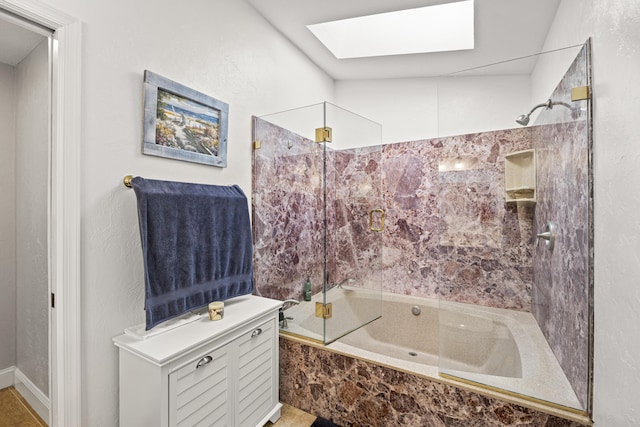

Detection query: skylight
(307, 0), (474, 59)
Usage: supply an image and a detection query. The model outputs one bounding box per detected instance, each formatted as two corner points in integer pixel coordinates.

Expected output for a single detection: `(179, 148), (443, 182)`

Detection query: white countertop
(113, 294), (282, 365)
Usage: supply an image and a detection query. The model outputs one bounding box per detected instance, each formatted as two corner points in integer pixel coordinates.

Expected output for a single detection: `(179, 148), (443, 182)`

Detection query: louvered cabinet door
(236, 318), (277, 427)
(114, 296), (283, 427)
(169, 344), (232, 427)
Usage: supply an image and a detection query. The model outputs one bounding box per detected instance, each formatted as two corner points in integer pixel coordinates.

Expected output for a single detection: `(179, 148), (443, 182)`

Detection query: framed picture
(143, 70), (229, 167)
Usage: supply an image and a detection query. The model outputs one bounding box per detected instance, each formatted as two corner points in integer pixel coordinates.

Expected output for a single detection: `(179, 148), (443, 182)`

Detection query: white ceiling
(0, 16), (48, 66)
(246, 0), (562, 80)
(0, 2), (561, 75)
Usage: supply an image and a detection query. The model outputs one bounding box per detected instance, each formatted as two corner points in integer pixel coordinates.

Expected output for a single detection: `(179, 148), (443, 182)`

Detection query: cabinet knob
(196, 355), (213, 368)
(251, 328), (262, 338)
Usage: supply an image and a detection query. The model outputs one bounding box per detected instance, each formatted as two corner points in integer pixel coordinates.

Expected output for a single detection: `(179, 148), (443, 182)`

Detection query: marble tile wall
(279, 337), (588, 427)
(253, 117), (535, 311)
(531, 44), (592, 410)
(379, 129), (534, 310)
(327, 147), (384, 290)
(252, 118), (385, 300)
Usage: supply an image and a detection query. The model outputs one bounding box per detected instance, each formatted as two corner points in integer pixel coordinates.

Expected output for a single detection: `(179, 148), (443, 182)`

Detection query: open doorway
(0, 12), (52, 424)
(0, 2), (81, 425)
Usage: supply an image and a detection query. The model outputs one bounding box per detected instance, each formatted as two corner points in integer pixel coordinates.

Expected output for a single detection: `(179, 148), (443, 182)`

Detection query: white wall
(532, 1), (640, 425)
(0, 63), (16, 372)
(335, 74), (531, 143)
(14, 39), (50, 397)
(335, 78), (439, 143)
(37, 0), (335, 425)
(437, 74), (531, 137)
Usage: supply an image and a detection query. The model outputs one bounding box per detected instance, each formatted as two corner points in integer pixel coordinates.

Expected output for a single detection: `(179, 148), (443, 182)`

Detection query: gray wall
(0, 62), (16, 374)
(15, 39), (49, 396)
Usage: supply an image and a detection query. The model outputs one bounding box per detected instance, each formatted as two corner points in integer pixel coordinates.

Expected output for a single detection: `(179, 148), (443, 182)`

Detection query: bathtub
(281, 287), (583, 411)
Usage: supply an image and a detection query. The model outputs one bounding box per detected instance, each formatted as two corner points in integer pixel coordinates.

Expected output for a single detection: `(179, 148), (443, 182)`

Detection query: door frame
(0, 1), (82, 425)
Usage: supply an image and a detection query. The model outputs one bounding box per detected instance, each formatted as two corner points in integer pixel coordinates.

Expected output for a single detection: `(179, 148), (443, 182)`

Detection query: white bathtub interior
(281, 287), (582, 411)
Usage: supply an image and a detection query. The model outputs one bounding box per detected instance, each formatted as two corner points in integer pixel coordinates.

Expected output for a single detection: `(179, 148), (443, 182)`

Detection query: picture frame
(143, 70), (229, 167)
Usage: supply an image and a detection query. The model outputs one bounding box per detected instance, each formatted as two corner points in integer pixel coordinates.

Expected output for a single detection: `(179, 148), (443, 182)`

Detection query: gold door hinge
(315, 127), (332, 143)
(571, 86), (590, 101)
(315, 302), (332, 319)
(253, 140), (261, 149)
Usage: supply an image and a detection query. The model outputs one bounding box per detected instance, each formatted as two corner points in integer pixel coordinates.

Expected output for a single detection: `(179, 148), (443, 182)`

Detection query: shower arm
(526, 99), (553, 116)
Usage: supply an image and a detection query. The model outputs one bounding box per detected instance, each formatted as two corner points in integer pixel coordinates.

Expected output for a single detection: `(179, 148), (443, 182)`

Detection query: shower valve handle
(536, 222), (556, 251)
(536, 231), (552, 240)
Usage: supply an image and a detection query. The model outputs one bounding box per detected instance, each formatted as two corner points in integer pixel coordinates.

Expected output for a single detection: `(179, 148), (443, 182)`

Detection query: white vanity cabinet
(113, 295), (282, 427)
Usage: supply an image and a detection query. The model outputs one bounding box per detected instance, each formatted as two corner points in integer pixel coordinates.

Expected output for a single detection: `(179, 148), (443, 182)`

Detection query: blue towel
(131, 177), (254, 330)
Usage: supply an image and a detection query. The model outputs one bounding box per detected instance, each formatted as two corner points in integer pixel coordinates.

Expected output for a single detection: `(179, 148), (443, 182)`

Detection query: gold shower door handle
(369, 209), (385, 232)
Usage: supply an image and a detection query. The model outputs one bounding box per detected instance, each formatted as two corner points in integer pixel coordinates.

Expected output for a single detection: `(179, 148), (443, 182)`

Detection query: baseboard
(257, 402), (283, 425)
(14, 368), (50, 424)
(0, 366), (15, 389)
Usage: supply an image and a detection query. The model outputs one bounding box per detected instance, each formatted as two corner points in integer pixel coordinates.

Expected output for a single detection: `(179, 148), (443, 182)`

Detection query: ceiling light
(307, 0), (474, 59)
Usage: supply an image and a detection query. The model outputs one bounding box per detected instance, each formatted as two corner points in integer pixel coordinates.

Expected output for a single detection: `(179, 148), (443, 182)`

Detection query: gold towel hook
(123, 175), (133, 188)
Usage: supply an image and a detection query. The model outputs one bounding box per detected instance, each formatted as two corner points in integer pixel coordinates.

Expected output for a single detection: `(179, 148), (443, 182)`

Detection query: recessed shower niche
(505, 149), (536, 203)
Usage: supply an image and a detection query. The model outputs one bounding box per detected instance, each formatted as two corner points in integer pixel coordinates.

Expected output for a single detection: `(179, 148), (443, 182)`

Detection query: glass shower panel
(323, 102), (383, 344)
(436, 43), (592, 413)
(252, 103), (326, 342)
(530, 43), (592, 412)
(252, 102), (384, 345)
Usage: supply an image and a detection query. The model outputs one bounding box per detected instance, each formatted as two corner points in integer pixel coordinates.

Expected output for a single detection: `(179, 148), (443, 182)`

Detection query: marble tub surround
(531, 44), (592, 410)
(283, 288), (582, 411)
(279, 336), (590, 427)
(252, 80), (593, 415)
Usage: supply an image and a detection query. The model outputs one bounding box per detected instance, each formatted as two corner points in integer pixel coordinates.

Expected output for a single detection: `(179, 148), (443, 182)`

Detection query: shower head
(515, 114), (530, 126)
(515, 99), (553, 126)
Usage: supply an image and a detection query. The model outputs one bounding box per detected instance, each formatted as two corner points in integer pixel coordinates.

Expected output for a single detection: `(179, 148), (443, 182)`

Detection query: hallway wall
(0, 63), (16, 376)
(14, 39), (50, 397)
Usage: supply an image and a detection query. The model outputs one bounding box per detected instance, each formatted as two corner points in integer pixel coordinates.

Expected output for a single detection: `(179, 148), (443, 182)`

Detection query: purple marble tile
(279, 337), (588, 427)
(379, 129), (534, 310)
(253, 118), (535, 311)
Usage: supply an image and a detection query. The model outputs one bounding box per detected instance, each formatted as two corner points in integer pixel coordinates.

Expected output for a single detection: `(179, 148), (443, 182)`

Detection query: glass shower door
(322, 102), (383, 344)
(436, 43), (592, 413)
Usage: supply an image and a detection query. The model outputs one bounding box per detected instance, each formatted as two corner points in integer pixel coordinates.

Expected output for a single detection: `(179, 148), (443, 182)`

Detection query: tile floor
(0, 386), (310, 427)
(0, 386), (47, 427)
(265, 403), (316, 427)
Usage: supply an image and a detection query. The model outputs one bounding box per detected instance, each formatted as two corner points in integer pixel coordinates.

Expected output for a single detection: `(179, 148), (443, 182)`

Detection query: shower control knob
(536, 231), (552, 240)
(536, 222), (556, 251)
